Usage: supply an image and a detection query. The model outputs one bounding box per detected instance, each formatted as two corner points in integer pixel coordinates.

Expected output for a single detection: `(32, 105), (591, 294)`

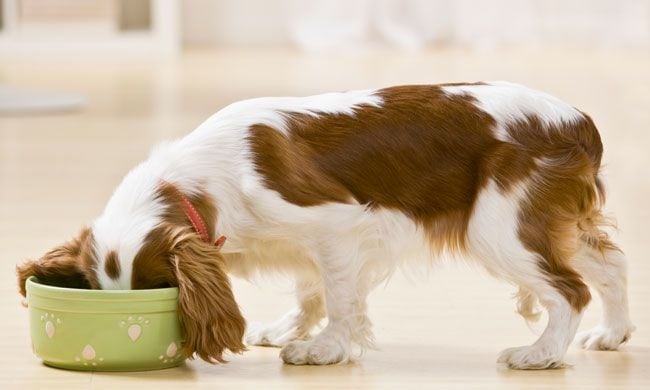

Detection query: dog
(17, 82), (634, 369)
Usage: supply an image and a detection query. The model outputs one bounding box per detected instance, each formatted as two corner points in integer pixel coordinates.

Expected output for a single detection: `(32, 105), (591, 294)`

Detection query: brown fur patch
(249, 85), (500, 252)
(249, 124), (354, 206)
(16, 227), (99, 296)
(104, 250), (121, 279)
(248, 84), (604, 311)
(131, 224), (176, 290)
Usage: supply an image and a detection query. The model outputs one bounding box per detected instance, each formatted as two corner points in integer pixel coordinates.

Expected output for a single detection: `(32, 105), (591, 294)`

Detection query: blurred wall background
(1, 0), (649, 56)
(183, 0), (650, 50)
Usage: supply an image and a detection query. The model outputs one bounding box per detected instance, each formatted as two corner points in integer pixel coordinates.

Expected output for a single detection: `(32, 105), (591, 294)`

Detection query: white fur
(466, 180), (538, 281)
(442, 81), (584, 141)
(92, 163), (167, 290)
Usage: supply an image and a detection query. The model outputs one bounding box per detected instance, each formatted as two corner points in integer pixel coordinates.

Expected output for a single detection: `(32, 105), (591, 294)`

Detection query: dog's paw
(576, 324), (634, 351)
(280, 337), (348, 365)
(497, 345), (565, 370)
(245, 321), (304, 348)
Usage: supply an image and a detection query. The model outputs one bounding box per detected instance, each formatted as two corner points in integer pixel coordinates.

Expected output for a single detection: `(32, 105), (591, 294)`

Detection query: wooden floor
(1, 48), (649, 389)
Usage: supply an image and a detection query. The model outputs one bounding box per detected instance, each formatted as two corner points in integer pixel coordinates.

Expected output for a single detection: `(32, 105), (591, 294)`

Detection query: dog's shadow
(84, 343), (648, 385)
(277, 343), (648, 383)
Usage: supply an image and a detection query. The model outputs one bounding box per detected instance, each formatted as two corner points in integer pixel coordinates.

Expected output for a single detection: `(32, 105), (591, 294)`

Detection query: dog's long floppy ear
(16, 227), (96, 297)
(170, 229), (246, 363)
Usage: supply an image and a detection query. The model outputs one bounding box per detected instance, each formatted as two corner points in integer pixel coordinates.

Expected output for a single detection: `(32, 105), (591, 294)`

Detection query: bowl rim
(26, 276), (178, 302)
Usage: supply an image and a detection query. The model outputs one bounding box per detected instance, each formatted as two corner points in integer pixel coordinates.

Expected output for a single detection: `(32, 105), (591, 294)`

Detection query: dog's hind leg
(246, 276), (326, 347)
(573, 238), (635, 350)
(468, 180), (588, 369)
(496, 280), (585, 369)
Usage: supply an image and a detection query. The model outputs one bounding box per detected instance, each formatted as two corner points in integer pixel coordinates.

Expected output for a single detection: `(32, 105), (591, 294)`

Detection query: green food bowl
(26, 276), (186, 371)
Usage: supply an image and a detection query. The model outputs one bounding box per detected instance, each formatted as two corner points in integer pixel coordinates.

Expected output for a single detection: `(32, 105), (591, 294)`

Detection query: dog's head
(16, 182), (245, 363)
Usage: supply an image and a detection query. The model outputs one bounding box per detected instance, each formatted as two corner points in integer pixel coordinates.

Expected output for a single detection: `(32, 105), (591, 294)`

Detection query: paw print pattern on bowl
(40, 313), (62, 339)
(74, 344), (104, 367)
(158, 341), (183, 364)
(119, 315), (150, 342)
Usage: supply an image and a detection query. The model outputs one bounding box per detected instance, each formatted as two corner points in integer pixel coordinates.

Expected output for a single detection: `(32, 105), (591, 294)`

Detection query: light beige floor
(1, 48), (649, 389)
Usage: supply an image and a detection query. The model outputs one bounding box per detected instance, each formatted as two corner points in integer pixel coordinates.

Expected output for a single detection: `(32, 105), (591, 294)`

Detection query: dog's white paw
(280, 337), (348, 365)
(497, 345), (565, 370)
(245, 321), (305, 347)
(576, 324), (634, 351)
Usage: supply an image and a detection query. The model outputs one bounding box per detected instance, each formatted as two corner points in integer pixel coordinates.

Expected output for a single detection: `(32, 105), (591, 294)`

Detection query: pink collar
(166, 182), (226, 248)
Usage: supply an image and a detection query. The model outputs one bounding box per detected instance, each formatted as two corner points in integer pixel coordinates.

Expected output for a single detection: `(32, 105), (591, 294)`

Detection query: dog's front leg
(246, 277), (326, 347)
(280, 239), (373, 365)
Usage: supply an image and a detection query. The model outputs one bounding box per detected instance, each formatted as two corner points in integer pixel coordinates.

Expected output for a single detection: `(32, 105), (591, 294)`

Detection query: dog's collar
(177, 190), (211, 243)
(163, 181), (226, 248)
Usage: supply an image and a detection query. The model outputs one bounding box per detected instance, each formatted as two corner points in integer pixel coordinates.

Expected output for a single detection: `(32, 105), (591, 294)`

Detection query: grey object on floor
(0, 86), (86, 114)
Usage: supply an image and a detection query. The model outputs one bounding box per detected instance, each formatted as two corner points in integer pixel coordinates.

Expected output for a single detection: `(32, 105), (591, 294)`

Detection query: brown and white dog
(17, 82), (634, 369)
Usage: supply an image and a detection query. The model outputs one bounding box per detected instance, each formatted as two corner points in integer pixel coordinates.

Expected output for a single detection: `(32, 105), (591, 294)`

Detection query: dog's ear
(16, 227), (95, 297)
(170, 229), (246, 363)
